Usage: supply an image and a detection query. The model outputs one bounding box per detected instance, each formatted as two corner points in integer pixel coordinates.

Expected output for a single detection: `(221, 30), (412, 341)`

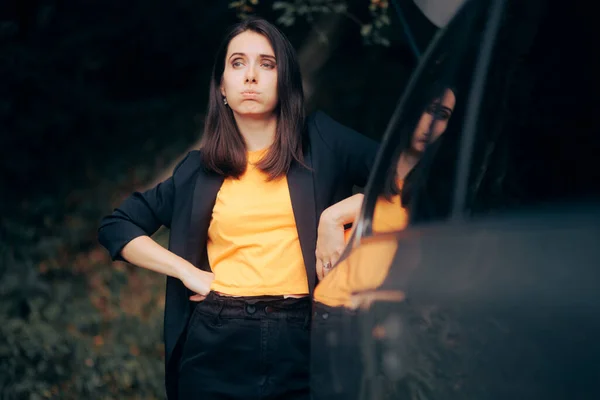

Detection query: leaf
(332, 3), (347, 13)
(272, 1), (290, 10)
(276, 15), (296, 27)
(361, 24), (373, 37)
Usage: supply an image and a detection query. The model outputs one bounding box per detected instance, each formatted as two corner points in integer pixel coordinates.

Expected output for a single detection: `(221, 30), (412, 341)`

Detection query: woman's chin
(411, 143), (427, 154)
(233, 106), (276, 118)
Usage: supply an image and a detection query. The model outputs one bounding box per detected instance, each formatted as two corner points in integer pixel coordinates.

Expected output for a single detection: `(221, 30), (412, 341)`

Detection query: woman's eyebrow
(228, 52), (276, 61)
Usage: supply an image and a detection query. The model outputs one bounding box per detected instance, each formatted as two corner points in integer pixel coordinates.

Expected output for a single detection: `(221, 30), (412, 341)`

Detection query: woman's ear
(220, 79), (226, 98)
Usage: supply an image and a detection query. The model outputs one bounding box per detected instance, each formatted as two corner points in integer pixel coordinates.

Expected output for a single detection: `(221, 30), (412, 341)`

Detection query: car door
(311, 0), (600, 398)
(311, 0), (494, 398)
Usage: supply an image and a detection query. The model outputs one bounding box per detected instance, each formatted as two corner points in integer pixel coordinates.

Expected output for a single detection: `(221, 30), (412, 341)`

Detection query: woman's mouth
(241, 91), (260, 99)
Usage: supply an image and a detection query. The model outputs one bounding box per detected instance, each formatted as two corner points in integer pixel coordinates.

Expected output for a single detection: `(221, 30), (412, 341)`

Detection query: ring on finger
(323, 261), (333, 270)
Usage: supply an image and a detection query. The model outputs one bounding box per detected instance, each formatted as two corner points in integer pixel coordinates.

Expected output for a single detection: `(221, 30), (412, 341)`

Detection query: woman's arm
(121, 236), (214, 300)
(98, 153), (192, 261)
(98, 152), (213, 300)
(316, 193), (364, 280)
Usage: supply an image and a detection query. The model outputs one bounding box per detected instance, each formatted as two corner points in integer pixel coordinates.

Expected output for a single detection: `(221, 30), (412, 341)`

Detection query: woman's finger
(330, 249), (342, 266)
(321, 258), (334, 279)
(189, 293), (207, 302)
(316, 258), (324, 281)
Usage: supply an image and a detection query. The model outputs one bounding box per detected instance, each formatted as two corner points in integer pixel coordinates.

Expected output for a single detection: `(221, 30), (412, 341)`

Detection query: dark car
(311, 0), (600, 399)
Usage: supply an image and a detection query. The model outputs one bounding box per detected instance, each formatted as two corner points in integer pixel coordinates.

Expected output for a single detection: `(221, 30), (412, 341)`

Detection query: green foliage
(1, 171), (173, 398)
(0, 2), (204, 395)
(229, 0), (393, 46)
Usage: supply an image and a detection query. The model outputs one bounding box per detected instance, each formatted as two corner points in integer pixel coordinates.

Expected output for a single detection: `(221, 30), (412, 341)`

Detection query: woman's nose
(417, 113), (433, 134)
(245, 66), (257, 83)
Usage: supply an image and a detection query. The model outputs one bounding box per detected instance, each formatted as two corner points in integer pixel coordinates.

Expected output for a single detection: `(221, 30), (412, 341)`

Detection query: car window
(356, 0), (490, 238)
(460, 0), (600, 217)
(401, 0), (600, 222)
(314, 0), (492, 310)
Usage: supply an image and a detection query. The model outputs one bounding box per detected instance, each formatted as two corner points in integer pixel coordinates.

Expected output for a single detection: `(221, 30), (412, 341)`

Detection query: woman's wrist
(321, 193), (364, 227)
(170, 257), (198, 282)
(320, 206), (343, 228)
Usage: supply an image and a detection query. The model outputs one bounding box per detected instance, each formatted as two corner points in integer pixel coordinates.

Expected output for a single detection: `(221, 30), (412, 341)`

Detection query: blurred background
(0, 0), (442, 398)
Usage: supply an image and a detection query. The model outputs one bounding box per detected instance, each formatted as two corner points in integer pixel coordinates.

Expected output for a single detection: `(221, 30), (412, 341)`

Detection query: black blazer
(98, 110), (378, 398)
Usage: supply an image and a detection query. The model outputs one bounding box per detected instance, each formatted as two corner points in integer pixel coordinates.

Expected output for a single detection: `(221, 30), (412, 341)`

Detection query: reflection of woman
(311, 87), (456, 400)
(98, 17), (378, 399)
(316, 87), (456, 278)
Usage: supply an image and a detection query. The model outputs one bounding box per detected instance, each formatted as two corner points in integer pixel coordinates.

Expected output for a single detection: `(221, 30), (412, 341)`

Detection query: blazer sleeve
(97, 153), (191, 261)
(312, 111), (379, 187)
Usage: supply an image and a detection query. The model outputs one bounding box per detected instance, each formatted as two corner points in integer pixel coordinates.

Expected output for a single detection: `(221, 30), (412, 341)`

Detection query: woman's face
(411, 89), (456, 153)
(220, 30), (279, 118)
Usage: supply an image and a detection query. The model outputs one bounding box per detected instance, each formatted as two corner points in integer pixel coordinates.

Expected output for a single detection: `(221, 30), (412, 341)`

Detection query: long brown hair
(200, 17), (305, 180)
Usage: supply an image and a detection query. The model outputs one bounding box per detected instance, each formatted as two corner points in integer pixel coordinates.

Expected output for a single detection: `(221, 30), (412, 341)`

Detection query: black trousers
(178, 291), (311, 400)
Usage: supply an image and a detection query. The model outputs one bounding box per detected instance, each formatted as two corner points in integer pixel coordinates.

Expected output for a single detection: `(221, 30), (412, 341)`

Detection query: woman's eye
(426, 105), (437, 115)
(426, 104), (451, 120)
(232, 60), (244, 67)
(262, 62), (276, 69)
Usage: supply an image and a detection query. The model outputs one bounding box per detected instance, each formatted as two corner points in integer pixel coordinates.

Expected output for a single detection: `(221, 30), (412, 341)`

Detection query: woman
(97, 17), (378, 400)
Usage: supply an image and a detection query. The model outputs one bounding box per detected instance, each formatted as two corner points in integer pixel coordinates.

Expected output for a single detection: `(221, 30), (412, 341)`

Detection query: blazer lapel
(186, 168), (224, 271)
(287, 150), (318, 294)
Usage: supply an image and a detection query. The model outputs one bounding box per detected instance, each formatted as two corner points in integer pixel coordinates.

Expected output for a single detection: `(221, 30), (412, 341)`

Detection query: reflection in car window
(372, 86), (456, 235)
(314, 0), (487, 312)
(311, 1), (492, 399)
(313, 0), (483, 314)
(359, 5), (485, 235)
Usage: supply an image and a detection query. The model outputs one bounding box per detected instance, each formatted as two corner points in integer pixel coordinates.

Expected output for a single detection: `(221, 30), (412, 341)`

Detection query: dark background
(0, 0), (438, 398)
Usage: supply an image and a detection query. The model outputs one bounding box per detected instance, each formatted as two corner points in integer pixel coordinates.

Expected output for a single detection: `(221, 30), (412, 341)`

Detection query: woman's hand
(316, 193), (364, 280)
(179, 266), (215, 302)
(316, 209), (346, 281)
(121, 235), (214, 302)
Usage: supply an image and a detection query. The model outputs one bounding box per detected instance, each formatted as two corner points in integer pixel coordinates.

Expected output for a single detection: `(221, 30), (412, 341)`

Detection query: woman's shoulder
(306, 110), (377, 152)
(171, 150), (204, 178)
(306, 110), (359, 140)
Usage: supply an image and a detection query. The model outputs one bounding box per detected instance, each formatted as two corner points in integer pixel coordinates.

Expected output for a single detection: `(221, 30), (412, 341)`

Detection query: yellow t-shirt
(207, 149), (309, 296)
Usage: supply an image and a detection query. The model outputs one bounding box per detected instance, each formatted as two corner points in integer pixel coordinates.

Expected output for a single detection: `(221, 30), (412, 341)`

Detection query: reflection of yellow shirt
(314, 233), (401, 308)
(207, 150), (309, 296)
(372, 195), (408, 233)
(315, 188), (409, 308)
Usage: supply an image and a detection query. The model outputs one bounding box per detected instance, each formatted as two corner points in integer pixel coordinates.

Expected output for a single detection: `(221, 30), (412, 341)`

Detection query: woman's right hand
(179, 266), (215, 302)
(120, 235), (215, 302)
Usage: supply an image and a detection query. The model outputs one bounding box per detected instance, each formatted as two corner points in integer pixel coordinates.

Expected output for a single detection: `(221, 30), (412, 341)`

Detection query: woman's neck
(233, 112), (278, 151)
(396, 151), (421, 180)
